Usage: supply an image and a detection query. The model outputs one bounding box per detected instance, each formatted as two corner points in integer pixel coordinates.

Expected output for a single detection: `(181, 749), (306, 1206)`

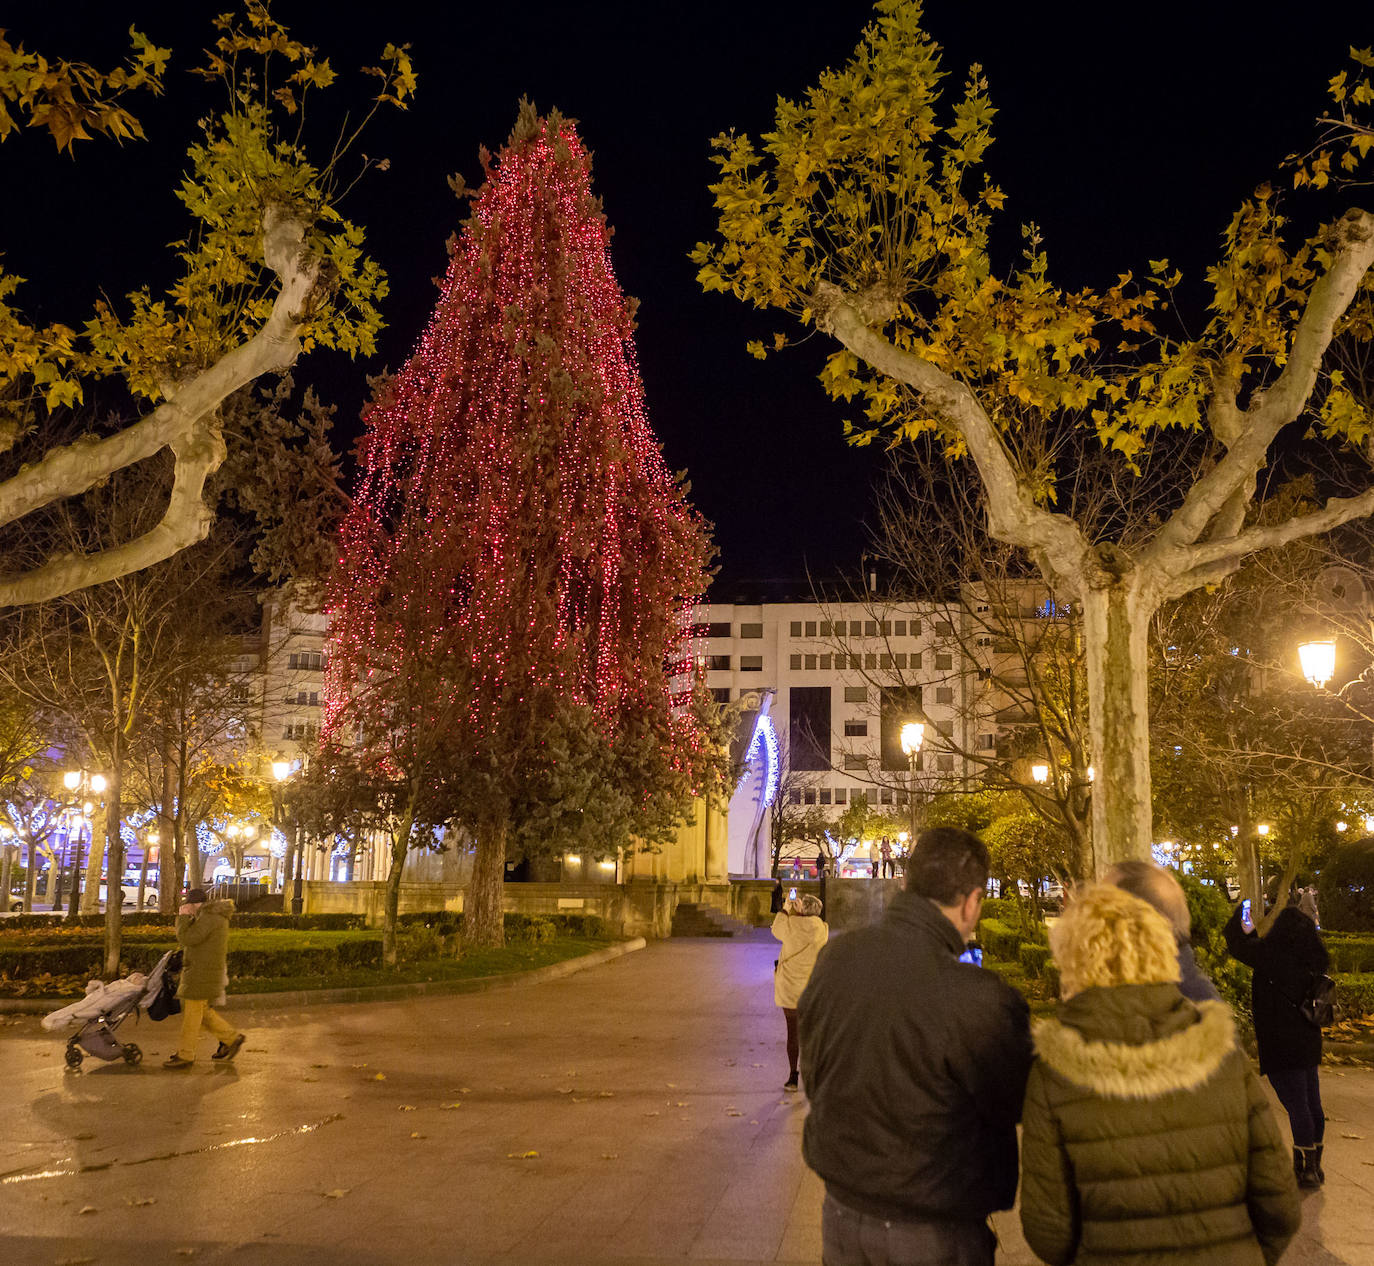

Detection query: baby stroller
(42, 948), (181, 1069)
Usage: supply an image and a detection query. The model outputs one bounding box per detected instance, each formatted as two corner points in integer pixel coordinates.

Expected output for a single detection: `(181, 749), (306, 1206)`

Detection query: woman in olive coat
(164, 888), (246, 1069)
(1020, 883), (1299, 1266)
(1224, 894), (1329, 1188)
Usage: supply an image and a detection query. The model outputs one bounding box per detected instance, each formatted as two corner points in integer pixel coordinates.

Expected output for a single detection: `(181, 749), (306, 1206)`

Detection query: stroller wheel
(122, 1043), (143, 1066)
(64, 1044), (83, 1069)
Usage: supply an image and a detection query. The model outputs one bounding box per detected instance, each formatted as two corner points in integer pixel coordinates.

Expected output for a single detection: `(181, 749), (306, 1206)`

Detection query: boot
(1313, 1144), (1325, 1185)
(1294, 1146), (1322, 1190)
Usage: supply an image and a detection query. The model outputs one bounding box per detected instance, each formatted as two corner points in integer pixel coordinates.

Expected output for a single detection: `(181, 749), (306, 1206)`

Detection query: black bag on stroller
(147, 950), (183, 1021)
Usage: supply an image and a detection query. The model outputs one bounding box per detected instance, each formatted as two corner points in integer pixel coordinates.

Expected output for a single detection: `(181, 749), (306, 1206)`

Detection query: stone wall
(302, 874), (905, 937)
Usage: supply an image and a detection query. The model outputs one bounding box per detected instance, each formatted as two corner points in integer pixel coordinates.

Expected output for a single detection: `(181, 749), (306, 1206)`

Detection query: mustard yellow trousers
(177, 999), (240, 1061)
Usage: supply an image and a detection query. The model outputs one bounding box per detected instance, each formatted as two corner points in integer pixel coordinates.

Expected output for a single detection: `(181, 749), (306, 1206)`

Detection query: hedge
(1, 911), (365, 933)
(1018, 942), (1053, 979)
(0, 934), (384, 983)
(1324, 935), (1374, 975)
(396, 911), (613, 941)
(1336, 972), (1374, 1019)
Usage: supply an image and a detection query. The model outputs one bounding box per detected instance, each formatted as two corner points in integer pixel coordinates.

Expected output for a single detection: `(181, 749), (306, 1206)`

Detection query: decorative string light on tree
(325, 101), (713, 759)
(322, 102), (721, 948)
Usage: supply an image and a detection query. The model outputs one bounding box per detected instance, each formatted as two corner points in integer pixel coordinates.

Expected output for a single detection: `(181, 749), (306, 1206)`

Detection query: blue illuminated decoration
(743, 713), (780, 807)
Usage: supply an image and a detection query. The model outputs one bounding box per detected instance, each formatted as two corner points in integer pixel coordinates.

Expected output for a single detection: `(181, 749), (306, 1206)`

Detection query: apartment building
(699, 584), (994, 876)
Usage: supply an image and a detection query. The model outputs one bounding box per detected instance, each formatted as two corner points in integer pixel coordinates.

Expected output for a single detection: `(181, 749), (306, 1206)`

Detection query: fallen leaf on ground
(399, 1105), (415, 1112)
(441, 1102), (462, 1110)
(77, 1206), (97, 1215)
(596, 1091), (614, 1098)
(571, 1097), (589, 1103)
(674, 1102), (690, 1108)
(311, 1063), (328, 1069)
(371, 1073), (386, 1081)
(600, 1153), (618, 1160)
(459, 1087), (472, 1094)
(1340, 1132), (1365, 1139)
(175, 1250), (196, 1258)
(323, 1190), (349, 1199)
(666, 1082), (677, 1088)
(410, 1132), (424, 1139)
(726, 1111), (743, 1117)
(507, 1150), (539, 1159)
(750, 1120), (759, 1125)
(126, 1196), (156, 1207)
(750, 1063), (763, 1068)
(724, 1060), (736, 1066)
(557, 1087), (573, 1094)
(644, 1111), (660, 1117)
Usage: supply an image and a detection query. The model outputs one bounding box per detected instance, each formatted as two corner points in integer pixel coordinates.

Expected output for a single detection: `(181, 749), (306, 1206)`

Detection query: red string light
(325, 113), (712, 777)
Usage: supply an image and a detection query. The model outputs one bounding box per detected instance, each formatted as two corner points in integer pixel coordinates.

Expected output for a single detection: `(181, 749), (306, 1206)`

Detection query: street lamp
(1030, 762), (1051, 785)
(1298, 639), (1336, 691)
(900, 722), (924, 850)
(59, 768), (105, 919)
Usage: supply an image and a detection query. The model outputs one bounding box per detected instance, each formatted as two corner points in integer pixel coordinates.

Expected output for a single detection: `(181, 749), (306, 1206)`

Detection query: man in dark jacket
(799, 827), (1031, 1266)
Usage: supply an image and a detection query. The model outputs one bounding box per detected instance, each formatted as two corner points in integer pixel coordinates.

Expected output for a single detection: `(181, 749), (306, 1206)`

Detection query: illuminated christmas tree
(326, 103), (720, 947)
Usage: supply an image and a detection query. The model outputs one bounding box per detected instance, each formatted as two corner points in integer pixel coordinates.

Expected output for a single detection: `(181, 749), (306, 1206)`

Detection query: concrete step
(670, 902), (751, 939)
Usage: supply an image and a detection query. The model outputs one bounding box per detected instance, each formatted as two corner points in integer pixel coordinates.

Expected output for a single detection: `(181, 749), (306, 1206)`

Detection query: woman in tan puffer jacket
(1020, 883), (1300, 1266)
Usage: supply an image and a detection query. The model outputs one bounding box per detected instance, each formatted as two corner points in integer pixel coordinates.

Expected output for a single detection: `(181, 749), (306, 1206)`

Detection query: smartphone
(958, 946), (984, 967)
(1241, 899), (1253, 930)
(788, 887), (798, 900)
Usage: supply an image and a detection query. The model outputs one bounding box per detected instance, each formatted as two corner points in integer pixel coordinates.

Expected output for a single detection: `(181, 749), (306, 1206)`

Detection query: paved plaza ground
(1, 932), (1372, 1266)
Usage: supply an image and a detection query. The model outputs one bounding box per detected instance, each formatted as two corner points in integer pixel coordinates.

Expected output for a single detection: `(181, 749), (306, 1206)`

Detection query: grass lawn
(0, 928), (617, 999)
(231, 936), (616, 993)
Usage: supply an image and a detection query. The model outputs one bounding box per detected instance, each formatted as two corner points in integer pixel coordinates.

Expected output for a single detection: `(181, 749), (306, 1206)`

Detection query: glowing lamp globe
(63, 770), (81, 791)
(1298, 639), (1336, 690)
(1031, 763), (1050, 785)
(272, 760), (291, 782)
(899, 722), (924, 758)
(89, 774), (107, 794)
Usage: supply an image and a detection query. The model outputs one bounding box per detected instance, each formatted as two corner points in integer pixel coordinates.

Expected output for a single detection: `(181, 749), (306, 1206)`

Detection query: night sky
(1, 2), (1362, 585)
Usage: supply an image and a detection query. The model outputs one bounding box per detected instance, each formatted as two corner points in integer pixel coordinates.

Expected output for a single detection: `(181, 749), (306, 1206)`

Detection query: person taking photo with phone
(1224, 886), (1331, 1189)
(772, 891), (827, 1093)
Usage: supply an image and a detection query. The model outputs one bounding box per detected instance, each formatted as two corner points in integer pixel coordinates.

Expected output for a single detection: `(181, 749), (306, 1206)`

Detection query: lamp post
(138, 830), (159, 913)
(900, 721), (924, 849)
(1298, 635), (1374, 830)
(60, 769), (105, 919)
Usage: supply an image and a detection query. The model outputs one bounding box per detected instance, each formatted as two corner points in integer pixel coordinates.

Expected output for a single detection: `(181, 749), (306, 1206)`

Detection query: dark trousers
(882, 859), (895, 878)
(822, 1194), (995, 1266)
(783, 1007), (799, 1076)
(1268, 1065), (1324, 1148)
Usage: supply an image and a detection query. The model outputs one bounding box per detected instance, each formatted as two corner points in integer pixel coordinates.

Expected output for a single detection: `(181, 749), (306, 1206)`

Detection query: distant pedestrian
(1021, 883), (1299, 1264)
(814, 848), (826, 879)
(789, 857), (803, 881)
(868, 839), (881, 879)
(800, 827), (1030, 1266)
(769, 879), (784, 914)
(772, 892), (828, 1093)
(1104, 859), (1220, 1002)
(880, 835), (893, 878)
(163, 888), (245, 1070)
(1225, 891), (1330, 1189)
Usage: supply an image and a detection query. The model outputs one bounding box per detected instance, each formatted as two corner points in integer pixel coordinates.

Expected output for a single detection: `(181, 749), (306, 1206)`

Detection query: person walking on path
(772, 892), (828, 1093)
(164, 887), (245, 1070)
(1020, 883), (1299, 1266)
(799, 827), (1031, 1266)
(1225, 890), (1330, 1189)
(1105, 858), (1220, 1002)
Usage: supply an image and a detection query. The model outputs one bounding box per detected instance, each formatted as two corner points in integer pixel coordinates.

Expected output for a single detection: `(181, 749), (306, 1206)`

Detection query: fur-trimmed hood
(1034, 989), (1236, 1100)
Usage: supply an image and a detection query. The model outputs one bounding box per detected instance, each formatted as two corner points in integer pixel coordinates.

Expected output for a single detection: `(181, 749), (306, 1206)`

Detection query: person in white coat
(773, 892), (829, 1092)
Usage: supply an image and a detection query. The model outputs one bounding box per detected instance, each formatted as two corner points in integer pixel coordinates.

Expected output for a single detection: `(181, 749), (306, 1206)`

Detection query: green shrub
(0, 911), (365, 934)
(1335, 972), (1374, 1019)
(1324, 936), (1374, 974)
(394, 924), (444, 963)
(978, 917), (1024, 962)
(1019, 943), (1052, 979)
(1318, 840), (1374, 932)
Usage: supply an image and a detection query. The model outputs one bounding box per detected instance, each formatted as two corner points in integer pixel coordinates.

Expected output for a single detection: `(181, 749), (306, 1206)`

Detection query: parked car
(96, 880), (156, 910)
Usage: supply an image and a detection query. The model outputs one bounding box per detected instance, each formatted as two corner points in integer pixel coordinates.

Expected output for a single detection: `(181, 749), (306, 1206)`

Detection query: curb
(0, 937), (647, 1017)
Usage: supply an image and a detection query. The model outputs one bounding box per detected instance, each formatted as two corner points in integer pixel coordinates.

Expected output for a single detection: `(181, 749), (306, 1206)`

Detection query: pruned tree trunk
(158, 726), (176, 912)
(80, 800), (106, 914)
(381, 805), (416, 968)
(1080, 580), (1157, 872)
(467, 817), (507, 948)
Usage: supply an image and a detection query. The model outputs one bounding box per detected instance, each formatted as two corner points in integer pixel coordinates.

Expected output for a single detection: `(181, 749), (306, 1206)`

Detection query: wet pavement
(1, 933), (1372, 1265)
